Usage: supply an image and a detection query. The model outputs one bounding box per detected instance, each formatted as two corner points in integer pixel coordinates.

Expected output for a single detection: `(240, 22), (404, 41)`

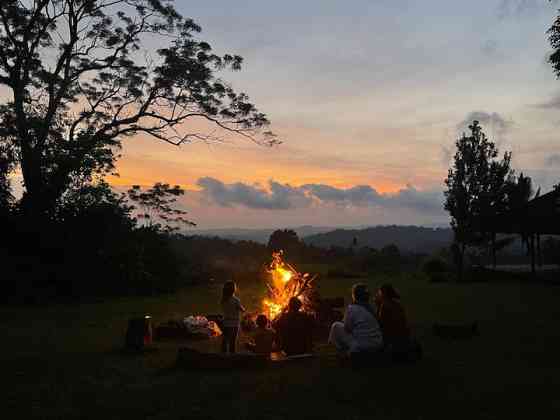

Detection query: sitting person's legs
(328, 321), (353, 352)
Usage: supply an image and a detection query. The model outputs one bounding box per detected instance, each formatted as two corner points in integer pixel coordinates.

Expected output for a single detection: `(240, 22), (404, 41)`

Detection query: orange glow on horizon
(108, 161), (408, 195)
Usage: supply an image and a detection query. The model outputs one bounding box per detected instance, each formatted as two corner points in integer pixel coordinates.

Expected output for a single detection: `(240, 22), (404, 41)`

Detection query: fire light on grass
(262, 251), (318, 320)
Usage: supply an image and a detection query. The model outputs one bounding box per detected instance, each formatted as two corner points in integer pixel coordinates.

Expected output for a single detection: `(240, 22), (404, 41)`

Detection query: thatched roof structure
(488, 188), (560, 274)
(491, 188), (560, 236)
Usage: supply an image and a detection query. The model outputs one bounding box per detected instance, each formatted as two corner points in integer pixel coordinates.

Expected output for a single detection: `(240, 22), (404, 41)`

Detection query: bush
(422, 257), (448, 274)
(422, 257), (449, 283)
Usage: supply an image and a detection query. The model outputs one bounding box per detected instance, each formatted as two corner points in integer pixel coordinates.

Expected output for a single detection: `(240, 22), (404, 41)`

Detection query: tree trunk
(19, 147), (60, 219)
(537, 234), (542, 268)
(458, 243), (465, 282)
(530, 234), (536, 277)
(492, 233), (497, 269)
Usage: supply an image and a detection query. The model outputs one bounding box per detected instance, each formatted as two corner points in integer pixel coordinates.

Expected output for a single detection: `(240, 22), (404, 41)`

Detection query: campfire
(262, 251), (318, 320)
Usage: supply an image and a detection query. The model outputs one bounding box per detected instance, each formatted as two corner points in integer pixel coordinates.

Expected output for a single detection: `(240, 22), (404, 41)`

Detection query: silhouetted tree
(548, 8), (560, 78)
(444, 120), (514, 279)
(267, 229), (302, 259)
(0, 0), (277, 218)
(127, 183), (195, 233)
(505, 173), (536, 213)
(501, 172), (538, 258)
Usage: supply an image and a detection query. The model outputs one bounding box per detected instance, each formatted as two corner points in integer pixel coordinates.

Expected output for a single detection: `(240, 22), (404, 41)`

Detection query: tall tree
(444, 120), (514, 278)
(0, 0), (277, 217)
(267, 229), (302, 260)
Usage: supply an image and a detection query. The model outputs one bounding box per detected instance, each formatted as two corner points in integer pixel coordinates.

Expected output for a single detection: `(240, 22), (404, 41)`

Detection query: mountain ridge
(188, 224), (453, 252)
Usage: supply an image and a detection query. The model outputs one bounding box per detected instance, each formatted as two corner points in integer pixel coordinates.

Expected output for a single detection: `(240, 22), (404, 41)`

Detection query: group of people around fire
(221, 280), (420, 362)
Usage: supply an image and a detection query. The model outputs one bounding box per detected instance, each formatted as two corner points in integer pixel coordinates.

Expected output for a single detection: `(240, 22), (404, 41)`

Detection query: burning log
(260, 251), (346, 328)
(262, 251), (319, 320)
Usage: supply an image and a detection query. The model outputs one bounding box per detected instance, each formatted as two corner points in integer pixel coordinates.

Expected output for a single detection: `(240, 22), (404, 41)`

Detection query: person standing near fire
(221, 281), (246, 353)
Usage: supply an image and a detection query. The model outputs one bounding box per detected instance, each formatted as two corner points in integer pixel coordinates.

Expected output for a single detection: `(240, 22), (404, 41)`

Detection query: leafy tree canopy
(267, 229), (302, 259)
(0, 0), (277, 217)
(127, 182), (195, 233)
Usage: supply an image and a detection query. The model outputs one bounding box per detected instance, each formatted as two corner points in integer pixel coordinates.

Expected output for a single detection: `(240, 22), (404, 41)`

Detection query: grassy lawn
(3, 271), (560, 419)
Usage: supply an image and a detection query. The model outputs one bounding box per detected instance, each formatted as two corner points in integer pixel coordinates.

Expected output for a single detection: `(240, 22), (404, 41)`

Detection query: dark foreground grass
(3, 272), (560, 419)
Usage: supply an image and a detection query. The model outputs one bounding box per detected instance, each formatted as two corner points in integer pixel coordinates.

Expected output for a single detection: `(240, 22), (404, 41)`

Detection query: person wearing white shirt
(328, 283), (383, 354)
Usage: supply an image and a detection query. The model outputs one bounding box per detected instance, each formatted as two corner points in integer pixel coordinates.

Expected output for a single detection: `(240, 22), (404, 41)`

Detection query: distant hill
(188, 226), (335, 244)
(303, 225), (453, 254)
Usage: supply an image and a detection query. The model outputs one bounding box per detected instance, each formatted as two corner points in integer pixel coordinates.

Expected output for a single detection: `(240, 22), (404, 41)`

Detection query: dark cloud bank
(196, 177), (443, 214)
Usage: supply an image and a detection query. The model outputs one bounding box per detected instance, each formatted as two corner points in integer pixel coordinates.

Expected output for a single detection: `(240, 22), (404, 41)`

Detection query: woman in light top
(328, 283), (383, 354)
(221, 281), (245, 353)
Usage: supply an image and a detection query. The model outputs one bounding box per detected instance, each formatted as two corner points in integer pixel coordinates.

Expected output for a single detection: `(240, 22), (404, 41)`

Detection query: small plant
(422, 256), (449, 283)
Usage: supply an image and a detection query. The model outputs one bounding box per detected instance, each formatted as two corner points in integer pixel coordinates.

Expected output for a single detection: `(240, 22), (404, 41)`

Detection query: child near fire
(246, 314), (276, 356)
(221, 281), (246, 353)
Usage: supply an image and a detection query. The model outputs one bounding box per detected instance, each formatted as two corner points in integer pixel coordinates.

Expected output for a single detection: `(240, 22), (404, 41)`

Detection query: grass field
(3, 270), (560, 419)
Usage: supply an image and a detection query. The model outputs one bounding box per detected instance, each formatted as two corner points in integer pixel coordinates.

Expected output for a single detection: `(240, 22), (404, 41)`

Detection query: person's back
(222, 295), (243, 327)
(276, 307), (313, 356)
(253, 327), (276, 355)
(377, 298), (410, 347)
(344, 303), (383, 352)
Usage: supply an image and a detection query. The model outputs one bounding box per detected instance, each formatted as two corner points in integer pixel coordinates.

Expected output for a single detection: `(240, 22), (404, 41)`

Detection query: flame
(262, 251), (315, 321)
(279, 268), (292, 283)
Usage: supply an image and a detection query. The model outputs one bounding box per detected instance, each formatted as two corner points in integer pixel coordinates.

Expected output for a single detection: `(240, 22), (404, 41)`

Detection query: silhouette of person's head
(352, 283), (370, 305)
(256, 314), (268, 328)
(221, 280), (236, 303)
(288, 297), (302, 313)
(379, 283), (400, 301)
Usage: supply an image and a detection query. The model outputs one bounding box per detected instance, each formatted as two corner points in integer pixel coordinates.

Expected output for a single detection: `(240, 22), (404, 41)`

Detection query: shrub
(422, 257), (449, 282)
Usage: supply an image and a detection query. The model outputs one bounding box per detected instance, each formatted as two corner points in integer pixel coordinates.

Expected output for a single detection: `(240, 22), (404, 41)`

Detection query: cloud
(301, 184), (381, 205)
(457, 111), (513, 144)
(535, 94), (560, 110)
(196, 177), (443, 215)
(196, 177), (310, 210)
(386, 185), (444, 213)
(545, 153), (560, 167)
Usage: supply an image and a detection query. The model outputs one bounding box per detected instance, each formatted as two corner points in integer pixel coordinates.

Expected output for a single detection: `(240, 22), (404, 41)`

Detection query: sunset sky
(109, 0), (560, 229)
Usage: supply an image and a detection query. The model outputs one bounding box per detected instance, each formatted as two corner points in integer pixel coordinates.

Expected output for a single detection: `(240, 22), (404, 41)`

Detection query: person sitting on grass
(275, 297), (314, 356)
(221, 280), (245, 354)
(375, 283), (421, 361)
(246, 314), (276, 356)
(329, 283), (384, 356)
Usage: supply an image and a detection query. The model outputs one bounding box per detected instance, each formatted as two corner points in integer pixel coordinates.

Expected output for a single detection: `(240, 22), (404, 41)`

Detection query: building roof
(491, 188), (560, 235)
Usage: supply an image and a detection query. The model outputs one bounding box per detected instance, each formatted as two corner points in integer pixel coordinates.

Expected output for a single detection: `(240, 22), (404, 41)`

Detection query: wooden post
(537, 234), (542, 268)
(492, 233), (497, 269)
(530, 234), (536, 276)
